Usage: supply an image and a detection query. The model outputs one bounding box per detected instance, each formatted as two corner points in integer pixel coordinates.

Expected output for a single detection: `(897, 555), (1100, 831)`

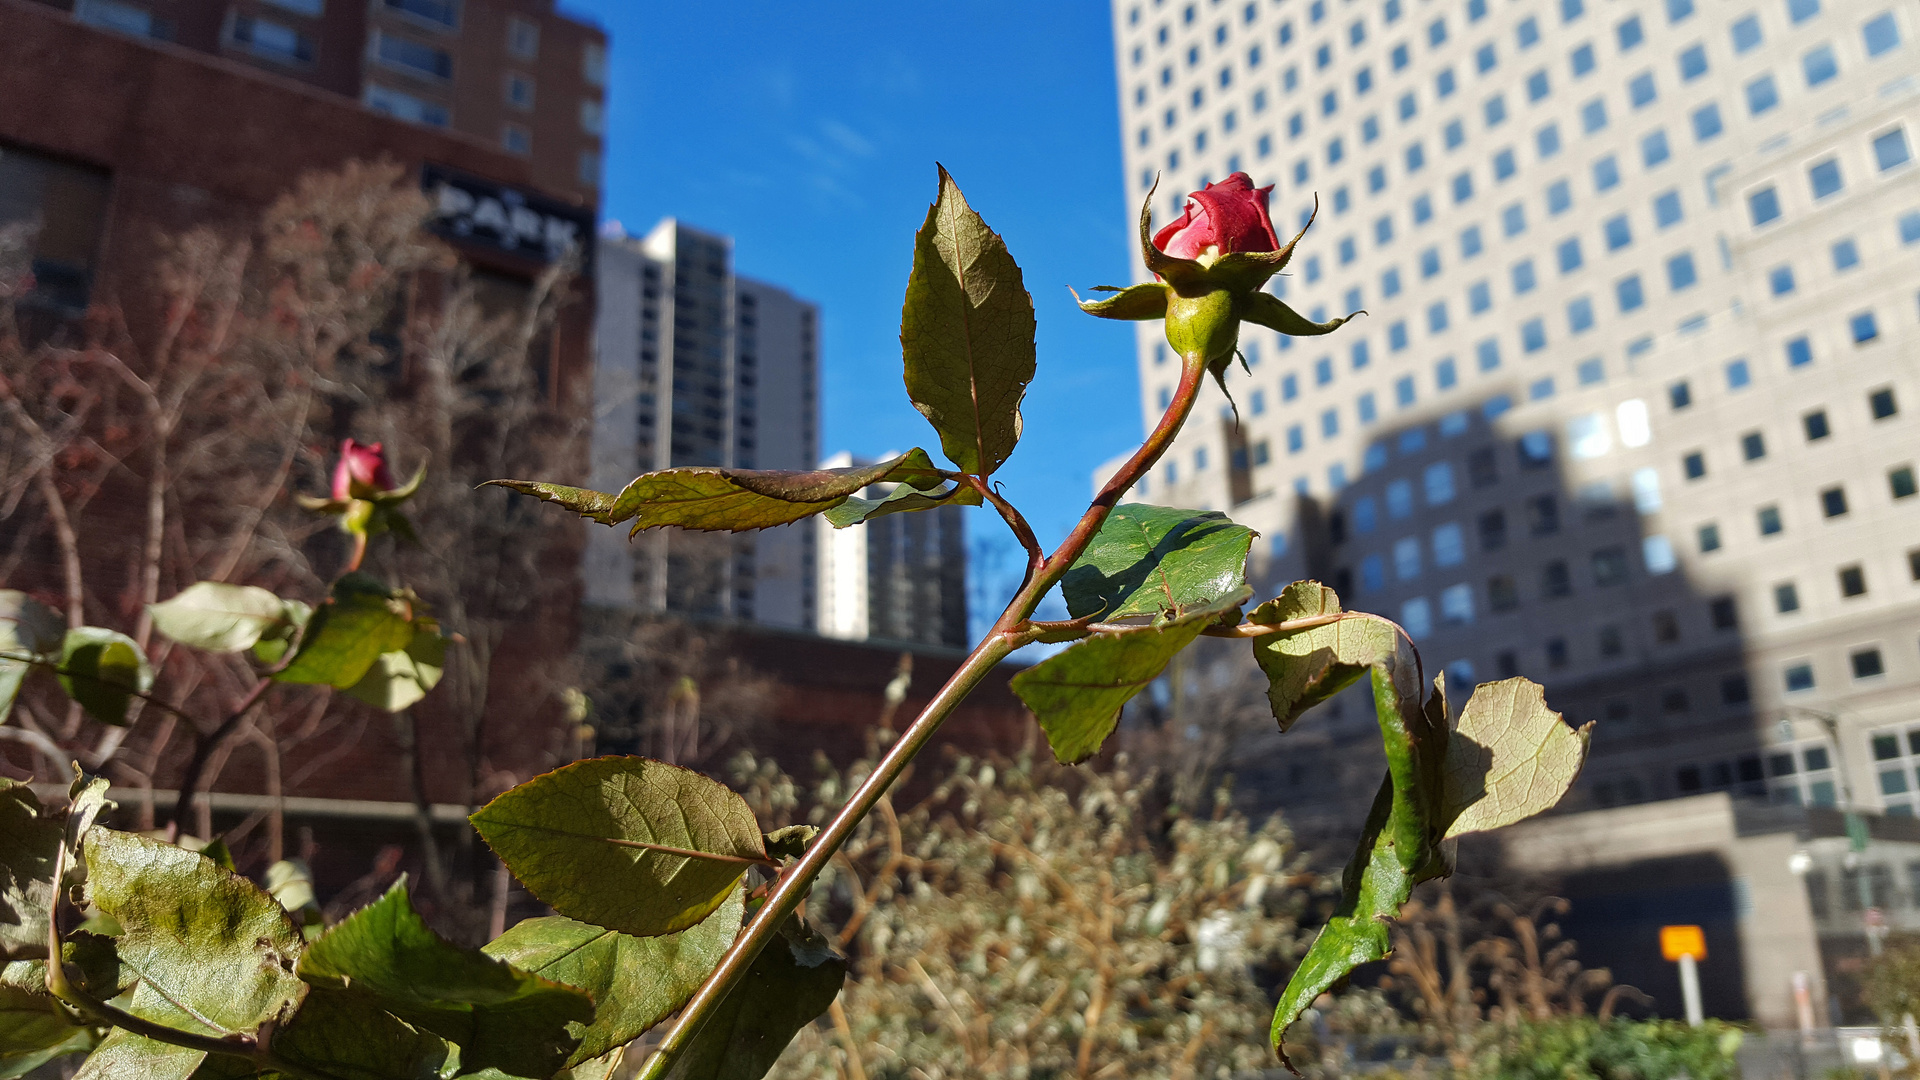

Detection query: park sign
(422, 163), (592, 265)
(1661, 924), (1706, 962)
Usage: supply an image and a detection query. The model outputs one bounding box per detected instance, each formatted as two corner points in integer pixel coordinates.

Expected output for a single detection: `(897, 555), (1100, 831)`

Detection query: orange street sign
(1662, 924), (1706, 962)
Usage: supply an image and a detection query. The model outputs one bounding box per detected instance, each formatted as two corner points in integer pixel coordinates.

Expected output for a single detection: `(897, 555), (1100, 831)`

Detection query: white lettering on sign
(429, 179), (581, 261)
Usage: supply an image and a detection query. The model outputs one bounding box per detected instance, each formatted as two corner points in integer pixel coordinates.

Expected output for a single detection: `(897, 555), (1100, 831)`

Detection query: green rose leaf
(761, 826), (817, 861)
(470, 757), (769, 938)
(273, 574), (415, 689)
(0, 983), (90, 1076)
(1269, 662), (1450, 1068)
(1247, 582), (1409, 732)
(1012, 588), (1251, 764)
(0, 781), (61, 961)
(146, 583), (290, 654)
(68, 1029), (204, 1080)
(298, 881), (592, 1077)
(343, 620), (447, 712)
(249, 599), (311, 666)
(663, 912), (846, 1080)
(1, 591), (64, 725)
(1239, 290), (1360, 338)
(900, 166), (1037, 477)
(821, 479), (982, 529)
(1442, 677), (1591, 839)
(82, 830), (306, 1040)
(267, 986), (456, 1080)
(490, 449), (947, 535)
(1061, 503), (1256, 621)
(485, 888), (744, 1064)
(1074, 281), (1169, 322)
(56, 628), (153, 728)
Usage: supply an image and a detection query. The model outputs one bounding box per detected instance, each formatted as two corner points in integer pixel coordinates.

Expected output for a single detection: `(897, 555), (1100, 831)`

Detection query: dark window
(1592, 546), (1629, 585)
(1468, 446), (1499, 487)
(1710, 596), (1738, 629)
(1496, 650), (1519, 677)
(1853, 648), (1886, 679)
(1912, 549), (1920, 582)
(1669, 380), (1692, 409)
(1870, 387), (1898, 419)
(1876, 735), (1901, 761)
(1721, 675), (1751, 705)
(1683, 451), (1706, 479)
(1478, 509), (1508, 550)
(1839, 564), (1866, 597)
(1489, 575), (1520, 611)
(1662, 688), (1690, 713)
(1545, 637), (1568, 668)
(1528, 494), (1561, 535)
(1542, 560), (1572, 597)
(1821, 486), (1848, 517)
(1677, 765), (1703, 792)
(1758, 505), (1783, 535)
(1598, 625), (1623, 656)
(0, 140), (112, 317)
(1652, 609), (1680, 642)
(1517, 431), (1554, 468)
(1893, 467), (1917, 500)
(1803, 410), (1830, 440)
(1775, 582), (1801, 613)
(1741, 431), (1766, 460)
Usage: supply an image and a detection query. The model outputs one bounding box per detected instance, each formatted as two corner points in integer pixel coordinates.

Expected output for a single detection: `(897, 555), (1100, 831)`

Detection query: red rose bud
(331, 439), (397, 500)
(1151, 173), (1281, 260)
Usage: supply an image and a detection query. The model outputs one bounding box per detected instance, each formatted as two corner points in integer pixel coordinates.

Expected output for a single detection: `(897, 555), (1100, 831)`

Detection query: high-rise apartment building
(37, 0), (605, 204)
(1105, 0), (1917, 823)
(587, 219), (822, 629)
(815, 452), (970, 650)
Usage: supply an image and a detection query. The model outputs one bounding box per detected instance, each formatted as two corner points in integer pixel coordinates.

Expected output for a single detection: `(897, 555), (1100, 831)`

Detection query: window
(1469, 281), (1491, 313)
(1891, 466), (1917, 500)
(1864, 12), (1902, 57)
(1810, 158), (1844, 199)
(1581, 98), (1608, 133)
(1430, 17), (1448, 46)
(1389, 321), (1410, 350)
(1852, 311), (1880, 343)
(1557, 237), (1583, 273)
(1840, 564), (1867, 597)
(1493, 148), (1517, 180)
(1740, 430), (1767, 461)
(1629, 72), (1657, 107)
(374, 30), (453, 78)
(1803, 409), (1830, 440)
(1502, 203), (1527, 237)
(1519, 431), (1554, 469)
(1401, 598), (1433, 639)
(1521, 317), (1546, 351)
(1321, 408), (1340, 438)
(381, 0), (456, 28)
(1692, 103), (1724, 141)
(75, 0), (169, 37)
(1803, 44), (1838, 87)
(1833, 238), (1860, 271)
(1642, 130), (1671, 166)
(1746, 74), (1779, 115)
(1618, 15), (1644, 50)
(1438, 69), (1457, 97)
(1667, 252), (1698, 290)
(1749, 187), (1781, 225)
(1683, 451), (1707, 479)
(1420, 246), (1442, 277)
(1382, 267), (1403, 296)
(1542, 560), (1573, 597)
(1428, 301), (1450, 333)
(1476, 338), (1501, 371)
(1594, 155), (1620, 190)
(1899, 211), (1920, 244)
(1537, 123), (1562, 158)
(1871, 387), (1899, 419)
(1286, 424), (1305, 452)
(1547, 179), (1572, 214)
(1460, 226), (1484, 259)
(1654, 190), (1683, 227)
(1604, 214), (1631, 250)
(1699, 523), (1722, 552)
(1568, 296), (1595, 332)
(1776, 582), (1801, 612)
(1788, 0), (1819, 24)
(1593, 546), (1630, 585)
(1853, 649), (1886, 679)
(1875, 128), (1913, 171)
(1679, 44), (1708, 80)
(1571, 42), (1595, 76)
(1514, 259), (1538, 294)
(1526, 70), (1551, 103)
(501, 124), (531, 155)
(1785, 336), (1813, 367)
(1785, 664), (1816, 692)
(1769, 265), (1795, 295)
(364, 83), (450, 126)
(1758, 505), (1783, 535)
(230, 14), (314, 61)
(1476, 43), (1498, 73)
(1617, 274), (1645, 311)
(1479, 510), (1508, 550)
(1821, 486), (1849, 517)
(507, 16), (539, 59)
(1440, 584), (1475, 625)
(1671, 381), (1693, 409)
(1732, 15), (1763, 53)
(505, 72), (535, 110)
(1727, 358), (1752, 388)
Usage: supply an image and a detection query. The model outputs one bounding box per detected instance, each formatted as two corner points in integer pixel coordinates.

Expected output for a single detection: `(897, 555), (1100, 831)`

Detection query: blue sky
(562, 1), (1146, 632)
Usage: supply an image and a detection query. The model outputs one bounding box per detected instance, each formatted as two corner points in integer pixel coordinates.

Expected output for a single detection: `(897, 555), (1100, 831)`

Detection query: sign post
(1661, 924), (1707, 1027)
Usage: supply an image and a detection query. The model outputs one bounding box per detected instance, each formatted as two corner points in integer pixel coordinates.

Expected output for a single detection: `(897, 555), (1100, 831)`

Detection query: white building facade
(587, 219), (820, 629)
(813, 452), (970, 650)
(1105, 0), (1919, 822)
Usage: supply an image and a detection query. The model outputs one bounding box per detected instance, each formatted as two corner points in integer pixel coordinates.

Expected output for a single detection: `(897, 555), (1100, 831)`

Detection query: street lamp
(1780, 707), (1880, 955)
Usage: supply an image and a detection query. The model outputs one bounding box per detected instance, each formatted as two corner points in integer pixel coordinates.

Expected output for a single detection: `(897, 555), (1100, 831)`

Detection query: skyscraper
(1105, 0), (1918, 822)
(815, 452), (970, 650)
(587, 219), (821, 629)
(45, 0), (606, 204)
